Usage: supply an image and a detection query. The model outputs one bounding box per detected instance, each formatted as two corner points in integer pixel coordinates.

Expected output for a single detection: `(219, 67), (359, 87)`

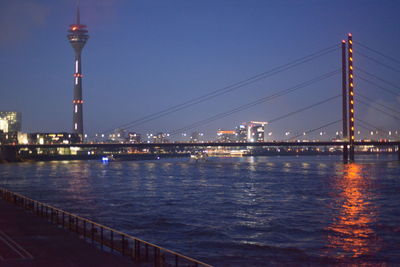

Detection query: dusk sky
(1, 0), (399, 140)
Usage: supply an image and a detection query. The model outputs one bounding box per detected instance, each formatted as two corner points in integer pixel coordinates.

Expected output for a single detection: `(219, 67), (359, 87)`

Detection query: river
(0, 154), (399, 266)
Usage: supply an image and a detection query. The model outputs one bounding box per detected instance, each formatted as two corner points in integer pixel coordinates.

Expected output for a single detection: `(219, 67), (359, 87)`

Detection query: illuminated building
(154, 132), (170, 143)
(146, 133), (170, 143)
(247, 121), (267, 142)
(27, 133), (81, 144)
(109, 128), (126, 142)
(0, 132), (18, 145)
(128, 132), (141, 143)
(217, 130), (236, 142)
(67, 6), (89, 140)
(0, 111), (21, 133)
(235, 124), (247, 142)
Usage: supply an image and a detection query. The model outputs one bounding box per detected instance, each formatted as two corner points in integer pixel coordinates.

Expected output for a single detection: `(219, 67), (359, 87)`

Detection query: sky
(0, 0), (399, 141)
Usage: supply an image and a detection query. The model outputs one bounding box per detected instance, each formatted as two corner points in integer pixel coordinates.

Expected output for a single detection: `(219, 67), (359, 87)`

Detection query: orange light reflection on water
(326, 163), (380, 260)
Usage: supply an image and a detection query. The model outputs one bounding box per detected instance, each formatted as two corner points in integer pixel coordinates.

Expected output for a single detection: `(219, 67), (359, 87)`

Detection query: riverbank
(0, 198), (134, 266)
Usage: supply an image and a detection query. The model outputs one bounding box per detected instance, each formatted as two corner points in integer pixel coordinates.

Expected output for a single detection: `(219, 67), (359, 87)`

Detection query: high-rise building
(67, 7), (89, 140)
(235, 124), (247, 142)
(217, 130), (236, 142)
(247, 121), (267, 142)
(0, 111), (21, 133)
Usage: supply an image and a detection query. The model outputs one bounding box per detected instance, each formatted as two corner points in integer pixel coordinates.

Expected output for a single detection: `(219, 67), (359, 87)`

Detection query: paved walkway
(0, 198), (135, 267)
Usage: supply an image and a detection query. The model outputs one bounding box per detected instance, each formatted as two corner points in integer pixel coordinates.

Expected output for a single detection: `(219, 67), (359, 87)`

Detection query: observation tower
(67, 7), (89, 140)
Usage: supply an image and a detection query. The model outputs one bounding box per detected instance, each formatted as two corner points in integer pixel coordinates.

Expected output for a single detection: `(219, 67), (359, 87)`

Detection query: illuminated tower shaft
(347, 33), (355, 161)
(341, 40), (348, 163)
(67, 7), (89, 139)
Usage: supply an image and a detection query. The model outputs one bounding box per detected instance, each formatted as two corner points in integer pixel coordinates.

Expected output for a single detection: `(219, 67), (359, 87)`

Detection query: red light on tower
(348, 33), (352, 37)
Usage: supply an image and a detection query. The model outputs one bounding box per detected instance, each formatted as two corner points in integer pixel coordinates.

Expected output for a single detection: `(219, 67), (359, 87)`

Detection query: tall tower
(67, 6), (89, 140)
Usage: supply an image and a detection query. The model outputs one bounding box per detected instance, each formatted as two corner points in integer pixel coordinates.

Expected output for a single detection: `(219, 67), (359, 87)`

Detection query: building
(217, 130), (236, 142)
(0, 111), (21, 133)
(235, 124), (247, 142)
(27, 133), (81, 145)
(109, 128), (126, 143)
(247, 121), (267, 142)
(154, 133), (170, 143)
(190, 132), (204, 143)
(127, 132), (141, 143)
(0, 132), (18, 145)
(67, 7), (89, 139)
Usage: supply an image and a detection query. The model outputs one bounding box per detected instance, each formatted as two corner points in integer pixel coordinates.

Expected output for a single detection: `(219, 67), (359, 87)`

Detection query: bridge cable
(168, 70), (340, 135)
(267, 95), (340, 124)
(358, 93), (400, 115)
(358, 68), (400, 91)
(357, 118), (390, 134)
(355, 41), (400, 66)
(357, 98), (400, 122)
(356, 51), (400, 73)
(358, 75), (400, 97)
(102, 45), (339, 134)
(286, 119), (341, 141)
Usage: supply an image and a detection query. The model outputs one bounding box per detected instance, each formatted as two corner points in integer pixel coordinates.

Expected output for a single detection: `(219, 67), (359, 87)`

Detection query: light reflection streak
(325, 163), (380, 260)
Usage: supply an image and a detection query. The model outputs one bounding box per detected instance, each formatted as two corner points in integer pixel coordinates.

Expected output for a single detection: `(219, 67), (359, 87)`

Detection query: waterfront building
(67, 7), (89, 140)
(27, 133), (81, 145)
(217, 130), (236, 142)
(190, 132), (204, 143)
(154, 132), (170, 143)
(0, 132), (18, 145)
(128, 132), (141, 143)
(0, 111), (21, 133)
(235, 124), (247, 142)
(109, 128), (126, 143)
(247, 121), (267, 142)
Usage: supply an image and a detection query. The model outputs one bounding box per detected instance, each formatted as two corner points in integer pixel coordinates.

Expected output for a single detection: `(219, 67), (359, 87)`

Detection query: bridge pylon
(347, 33), (355, 162)
(341, 39), (348, 163)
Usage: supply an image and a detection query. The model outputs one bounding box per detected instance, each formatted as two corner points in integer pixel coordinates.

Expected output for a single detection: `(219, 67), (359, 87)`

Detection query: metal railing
(0, 188), (212, 267)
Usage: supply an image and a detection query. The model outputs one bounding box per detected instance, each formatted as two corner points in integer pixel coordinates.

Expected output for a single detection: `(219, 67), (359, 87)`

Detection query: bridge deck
(2, 140), (400, 149)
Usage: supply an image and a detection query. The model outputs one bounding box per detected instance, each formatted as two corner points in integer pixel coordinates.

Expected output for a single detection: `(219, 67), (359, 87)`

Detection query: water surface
(1, 155), (399, 266)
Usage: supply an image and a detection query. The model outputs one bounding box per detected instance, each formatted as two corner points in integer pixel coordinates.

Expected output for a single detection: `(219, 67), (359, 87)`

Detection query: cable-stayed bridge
(1, 34), (400, 163)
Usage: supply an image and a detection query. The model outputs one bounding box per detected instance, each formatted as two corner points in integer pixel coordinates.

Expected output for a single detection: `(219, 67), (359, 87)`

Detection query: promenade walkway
(0, 198), (134, 267)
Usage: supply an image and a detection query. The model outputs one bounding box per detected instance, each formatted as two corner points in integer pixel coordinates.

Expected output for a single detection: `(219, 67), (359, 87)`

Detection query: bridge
(1, 34), (400, 163)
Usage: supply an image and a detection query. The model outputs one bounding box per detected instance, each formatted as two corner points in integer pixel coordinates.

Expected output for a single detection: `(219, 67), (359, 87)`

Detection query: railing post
(101, 227), (104, 250)
(154, 247), (157, 267)
(83, 221), (86, 239)
(137, 241), (140, 260)
(122, 235), (125, 256)
(91, 223), (94, 244)
(111, 231), (114, 252)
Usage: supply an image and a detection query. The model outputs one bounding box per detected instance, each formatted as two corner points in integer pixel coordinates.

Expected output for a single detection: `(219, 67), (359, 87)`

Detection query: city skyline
(0, 0), (399, 140)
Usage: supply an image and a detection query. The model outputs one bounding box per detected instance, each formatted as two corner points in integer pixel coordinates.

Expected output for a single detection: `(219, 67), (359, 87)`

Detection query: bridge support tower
(341, 40), (348, 163)
(347, 33), (355, 162)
